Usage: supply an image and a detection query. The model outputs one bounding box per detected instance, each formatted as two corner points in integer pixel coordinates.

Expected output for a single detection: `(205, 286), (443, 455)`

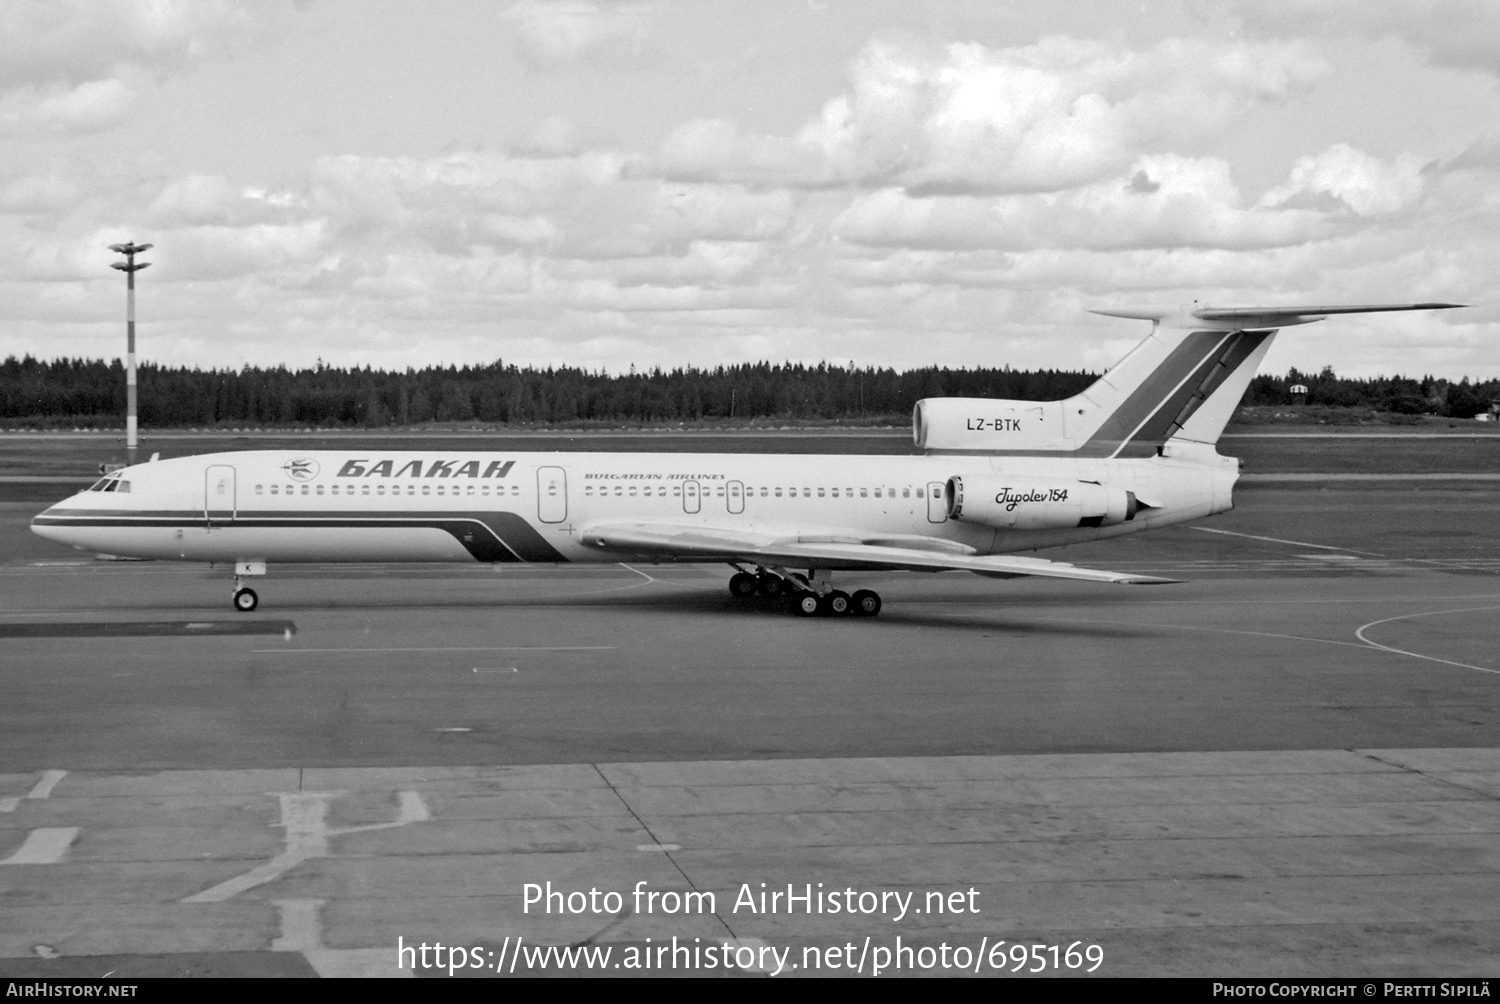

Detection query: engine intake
(946, 476), (1140, 531)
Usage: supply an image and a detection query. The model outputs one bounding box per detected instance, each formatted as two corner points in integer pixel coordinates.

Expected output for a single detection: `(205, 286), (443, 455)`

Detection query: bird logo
(282, 458), (320, 481)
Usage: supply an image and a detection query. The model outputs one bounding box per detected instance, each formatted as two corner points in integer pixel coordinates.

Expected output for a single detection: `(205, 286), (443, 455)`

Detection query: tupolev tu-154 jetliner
(32, 301), (1461, 617)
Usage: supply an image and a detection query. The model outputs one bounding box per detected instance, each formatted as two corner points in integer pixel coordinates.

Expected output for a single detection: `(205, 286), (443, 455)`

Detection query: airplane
(30, 301), (1461, 617)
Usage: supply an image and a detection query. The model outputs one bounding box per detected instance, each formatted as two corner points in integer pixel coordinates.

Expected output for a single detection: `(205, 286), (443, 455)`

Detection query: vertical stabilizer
(914, 302), (1462, 456)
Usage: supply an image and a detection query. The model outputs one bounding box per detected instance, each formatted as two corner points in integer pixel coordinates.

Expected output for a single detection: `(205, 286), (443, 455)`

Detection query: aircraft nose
(31, 497), (82, 547)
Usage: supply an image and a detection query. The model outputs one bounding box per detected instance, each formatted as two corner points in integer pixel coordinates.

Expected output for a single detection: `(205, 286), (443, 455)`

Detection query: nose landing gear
(231, 559), (266, 612)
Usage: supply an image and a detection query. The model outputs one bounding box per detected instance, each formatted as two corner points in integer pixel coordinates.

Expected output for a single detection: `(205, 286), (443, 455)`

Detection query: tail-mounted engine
(946, 476), (1142, 531)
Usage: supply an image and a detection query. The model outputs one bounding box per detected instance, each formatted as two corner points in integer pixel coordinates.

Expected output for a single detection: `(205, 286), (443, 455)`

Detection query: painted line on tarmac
(255, 645), (616, 654)
(272, 898), (410, 979)
(0, 620), (297, 638)
(1190, 526), (1385, 556)
(0, 770), (66, 813)
(1, 828), (78, 865)
(1355, 606), (1500, 677)
(183, 790), (429, 903)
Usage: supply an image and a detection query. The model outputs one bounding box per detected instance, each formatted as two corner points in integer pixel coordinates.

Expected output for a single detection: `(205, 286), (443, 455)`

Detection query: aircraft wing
(577, 521), (1178, 585)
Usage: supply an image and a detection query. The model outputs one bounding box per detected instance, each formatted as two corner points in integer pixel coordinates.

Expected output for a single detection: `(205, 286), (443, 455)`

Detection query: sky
(2, 0), (1497, 380)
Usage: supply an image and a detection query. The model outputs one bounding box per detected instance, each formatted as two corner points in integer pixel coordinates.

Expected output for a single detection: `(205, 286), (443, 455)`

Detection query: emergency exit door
(926, 481), (947, 523)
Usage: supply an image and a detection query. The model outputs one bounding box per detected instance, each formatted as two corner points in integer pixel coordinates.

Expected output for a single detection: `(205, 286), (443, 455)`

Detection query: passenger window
(360, 485), (369, 495)
(255, 485), (263, 495)
(860, 488), (868, 497)
(802, 488), (810, 497)
(270, 485), (278, 495)
(629, 486), (637, 496)
(315, 485), (323, 495)
(917, 488), (924, 498)
(774, 488), (782, 497)
(376, 485), (385, 495)
(903, 488), (910, 498)
(831, 488), (838, 497)
(817, 488), (825, 497)
(615, 486), (623, 496)
(467, 485), (474, 496)
(874, 488), (881, 498)
(422, 485), (430, 495)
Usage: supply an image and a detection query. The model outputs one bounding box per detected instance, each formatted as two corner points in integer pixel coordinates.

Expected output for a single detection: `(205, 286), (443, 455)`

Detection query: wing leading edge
(578, 521), (1178, 585)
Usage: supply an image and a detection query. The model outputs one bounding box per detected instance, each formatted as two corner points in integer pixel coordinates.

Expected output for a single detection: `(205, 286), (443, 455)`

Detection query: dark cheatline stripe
(1074, 331), (1233, 458)
(1109, 330), (1272, 456)
(1164, 330), (1271, 436)
(30, 509), (568, 564)
(0, 621), (297, 638)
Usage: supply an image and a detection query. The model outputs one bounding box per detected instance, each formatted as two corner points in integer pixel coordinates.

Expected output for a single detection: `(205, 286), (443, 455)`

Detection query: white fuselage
(31, 447), (1236, 568)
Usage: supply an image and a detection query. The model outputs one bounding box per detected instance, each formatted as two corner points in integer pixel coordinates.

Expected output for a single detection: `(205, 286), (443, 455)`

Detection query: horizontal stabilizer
(1193, 302), (1464, 320)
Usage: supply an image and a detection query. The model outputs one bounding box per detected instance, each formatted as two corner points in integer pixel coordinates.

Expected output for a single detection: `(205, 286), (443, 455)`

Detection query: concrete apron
(1, 748), (1498, 978)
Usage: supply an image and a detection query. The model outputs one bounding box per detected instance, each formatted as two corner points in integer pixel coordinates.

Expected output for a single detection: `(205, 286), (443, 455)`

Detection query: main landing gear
(727, 567), (881, 618)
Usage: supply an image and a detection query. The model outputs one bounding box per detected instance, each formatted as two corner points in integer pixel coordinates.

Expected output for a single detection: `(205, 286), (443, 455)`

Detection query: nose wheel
(232, 587), (259, 612)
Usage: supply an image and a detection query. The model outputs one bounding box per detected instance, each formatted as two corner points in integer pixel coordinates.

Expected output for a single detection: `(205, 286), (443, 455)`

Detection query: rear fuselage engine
(945, 476), (1141, 531)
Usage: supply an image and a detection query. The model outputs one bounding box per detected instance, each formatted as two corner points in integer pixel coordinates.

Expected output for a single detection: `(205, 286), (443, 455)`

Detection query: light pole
(109, 241), (151, 460)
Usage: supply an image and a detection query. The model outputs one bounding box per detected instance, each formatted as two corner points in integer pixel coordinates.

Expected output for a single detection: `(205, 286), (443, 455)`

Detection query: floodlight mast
(108, 241), (151, 460)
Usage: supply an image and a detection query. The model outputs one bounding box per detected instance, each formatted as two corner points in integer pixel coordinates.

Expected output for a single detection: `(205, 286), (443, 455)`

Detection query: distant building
(1289, 383), (1308, 403)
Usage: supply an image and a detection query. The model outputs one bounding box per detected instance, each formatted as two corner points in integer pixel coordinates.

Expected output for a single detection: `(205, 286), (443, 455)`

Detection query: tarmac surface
(0, 447), (1497, 978)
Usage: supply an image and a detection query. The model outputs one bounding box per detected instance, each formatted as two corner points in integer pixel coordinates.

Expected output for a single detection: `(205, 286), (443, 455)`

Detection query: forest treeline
(0, 356), (1494, 427)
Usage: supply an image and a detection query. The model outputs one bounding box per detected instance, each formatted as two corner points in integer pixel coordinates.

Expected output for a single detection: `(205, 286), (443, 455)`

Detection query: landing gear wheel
(826, 590), (851, 616)
(729, 572), (759, 599)
(792, 592), (821, 617)
(756, 573), (786, 598)
(850, 589), (881, 617)
(232, 587), (259, 612)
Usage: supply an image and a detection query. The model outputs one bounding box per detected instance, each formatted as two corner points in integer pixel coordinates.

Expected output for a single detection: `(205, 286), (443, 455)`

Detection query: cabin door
(537, 466), (567, 523)
(205, 465), (237, 525)
(681, 479), (701, 514)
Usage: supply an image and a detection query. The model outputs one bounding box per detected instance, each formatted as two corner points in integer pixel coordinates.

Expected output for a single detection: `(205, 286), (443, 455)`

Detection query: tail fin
(914, 302), (1463, 457)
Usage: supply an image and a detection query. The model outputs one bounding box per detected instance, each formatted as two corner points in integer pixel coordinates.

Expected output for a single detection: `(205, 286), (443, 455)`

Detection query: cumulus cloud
(1226, 0), (1500, 75)
(0, 78), (137, 133)
(0, 0), (283, 91)
(501, 0), (652, 69)
(1259, 144), (1428, 216)
(0, 174), (82, 214)
(659, 35), (1328, 194)
(831, 155), (1332, 252)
